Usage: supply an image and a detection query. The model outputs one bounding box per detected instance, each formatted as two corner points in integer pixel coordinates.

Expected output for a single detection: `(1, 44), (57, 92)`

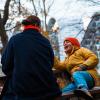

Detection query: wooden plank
(62, 87), (100, 99)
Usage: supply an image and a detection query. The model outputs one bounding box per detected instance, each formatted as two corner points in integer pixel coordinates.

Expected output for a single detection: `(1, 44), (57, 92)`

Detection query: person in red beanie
(54, 37), (100, 100)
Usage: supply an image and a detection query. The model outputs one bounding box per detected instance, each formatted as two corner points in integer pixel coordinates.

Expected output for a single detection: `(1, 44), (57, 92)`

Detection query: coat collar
(23, 25), (40, 32)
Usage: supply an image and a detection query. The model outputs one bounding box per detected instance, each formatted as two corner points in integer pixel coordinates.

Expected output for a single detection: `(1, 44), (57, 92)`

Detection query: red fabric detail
(24, 25), (40, 32)
(64, 37), (80, 47)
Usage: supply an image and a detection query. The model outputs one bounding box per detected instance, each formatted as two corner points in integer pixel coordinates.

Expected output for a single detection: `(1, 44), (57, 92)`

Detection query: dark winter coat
(1, 29), (61, 100)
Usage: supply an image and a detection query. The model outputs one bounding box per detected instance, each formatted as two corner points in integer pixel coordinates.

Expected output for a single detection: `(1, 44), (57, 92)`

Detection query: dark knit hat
(64, 37), (80, 47)
(22, 15), (41, 27)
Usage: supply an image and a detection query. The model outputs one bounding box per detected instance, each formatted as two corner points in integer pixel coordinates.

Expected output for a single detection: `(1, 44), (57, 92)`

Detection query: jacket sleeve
(53, 56), (66, 70)
(1, 37), (14, 75)
(81, 47), (99, 69)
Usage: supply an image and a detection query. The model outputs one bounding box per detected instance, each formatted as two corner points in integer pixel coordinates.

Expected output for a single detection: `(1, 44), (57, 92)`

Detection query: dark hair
(22, 15), (41, 27)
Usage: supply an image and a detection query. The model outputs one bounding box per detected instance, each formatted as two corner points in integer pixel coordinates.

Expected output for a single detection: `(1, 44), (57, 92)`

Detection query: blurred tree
(0, 0), (11, 53)
(0, 0), (32, 53)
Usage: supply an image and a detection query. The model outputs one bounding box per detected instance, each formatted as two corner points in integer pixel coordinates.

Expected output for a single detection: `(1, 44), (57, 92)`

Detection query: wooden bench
(53, 69), (100, 100)
(61, 87), (100, 100)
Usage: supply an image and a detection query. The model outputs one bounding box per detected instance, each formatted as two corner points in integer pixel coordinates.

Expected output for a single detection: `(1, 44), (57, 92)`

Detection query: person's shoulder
(9, 32), (23, 42)
(76, 47), (89, 53)
(12, 32), (24, 39)
(79, 47), (93, 53)
(41, 35), (50, 43)
(79, 47), (90, 50)
(42, 36), (52, 47)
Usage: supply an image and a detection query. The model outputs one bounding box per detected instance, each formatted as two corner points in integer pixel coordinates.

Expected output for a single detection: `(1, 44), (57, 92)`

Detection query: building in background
(81, 12), (100, 74)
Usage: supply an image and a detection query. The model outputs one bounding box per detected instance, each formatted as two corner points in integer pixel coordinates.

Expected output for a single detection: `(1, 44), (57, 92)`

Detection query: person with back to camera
(1, 15), (61, 100)
(54, 37), (100, 100)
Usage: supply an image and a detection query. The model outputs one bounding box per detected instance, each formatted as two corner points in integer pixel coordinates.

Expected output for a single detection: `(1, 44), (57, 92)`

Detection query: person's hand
(71, 67), (82, 74)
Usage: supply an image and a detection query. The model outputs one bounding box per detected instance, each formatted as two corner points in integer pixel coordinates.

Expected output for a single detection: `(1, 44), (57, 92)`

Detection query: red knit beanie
(64, 37), (80, 47)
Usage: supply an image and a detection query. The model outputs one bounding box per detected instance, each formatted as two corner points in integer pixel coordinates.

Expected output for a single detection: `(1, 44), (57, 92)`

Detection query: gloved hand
(71, 65), (87, 74)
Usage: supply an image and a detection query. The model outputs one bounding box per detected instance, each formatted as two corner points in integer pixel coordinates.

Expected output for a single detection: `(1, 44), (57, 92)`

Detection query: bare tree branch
(78, 0), (100, 5)
(31, 0), (38, 16)
(5, 23), (21, 31)
(18, 0), (21, 15)
(75, 29), (84, 37)
(42, 0), (47, 31)
(3, 0), (11, 25)
(47, 0), (54, 14)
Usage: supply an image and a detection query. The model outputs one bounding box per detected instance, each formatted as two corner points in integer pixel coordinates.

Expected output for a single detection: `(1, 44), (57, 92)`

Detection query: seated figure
(54, 37), (100, 99)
